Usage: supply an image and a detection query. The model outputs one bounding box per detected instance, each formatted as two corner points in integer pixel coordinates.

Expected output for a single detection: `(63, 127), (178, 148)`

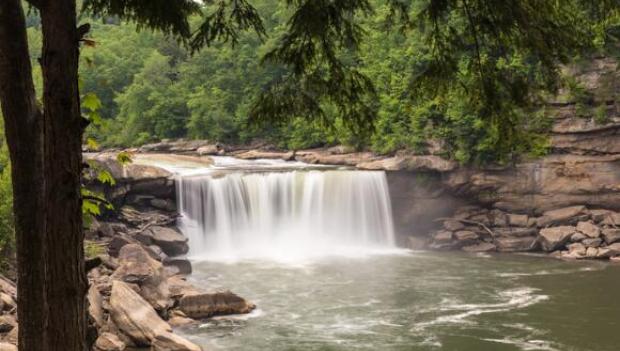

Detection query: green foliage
(54, 0), (620, 163)
(84, 240), (105, 259)
(0, 117), (14, 265)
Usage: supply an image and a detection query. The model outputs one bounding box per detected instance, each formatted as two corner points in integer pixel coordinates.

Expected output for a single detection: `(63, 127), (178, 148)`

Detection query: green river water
(177, 251), (620, 351)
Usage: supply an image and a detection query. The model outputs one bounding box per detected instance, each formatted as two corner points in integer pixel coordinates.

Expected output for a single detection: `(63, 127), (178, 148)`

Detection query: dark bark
(0, 1), (48, 351)
(40, 0), (87, 350)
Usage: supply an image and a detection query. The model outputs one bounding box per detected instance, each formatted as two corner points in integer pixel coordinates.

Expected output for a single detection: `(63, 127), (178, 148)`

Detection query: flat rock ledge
(418, 205), (620, 261)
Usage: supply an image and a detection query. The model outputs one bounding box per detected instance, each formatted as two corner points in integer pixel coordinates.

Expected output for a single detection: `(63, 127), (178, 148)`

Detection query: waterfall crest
(177, 170), (396, 261)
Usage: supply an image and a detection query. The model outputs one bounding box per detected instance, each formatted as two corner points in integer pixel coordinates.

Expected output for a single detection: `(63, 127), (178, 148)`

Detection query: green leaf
(96, 169), (116, 186)
(82, 92), (102, 112)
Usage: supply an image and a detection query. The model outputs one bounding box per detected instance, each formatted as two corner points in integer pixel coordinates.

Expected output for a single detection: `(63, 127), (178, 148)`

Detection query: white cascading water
(176, 170), (396, 261)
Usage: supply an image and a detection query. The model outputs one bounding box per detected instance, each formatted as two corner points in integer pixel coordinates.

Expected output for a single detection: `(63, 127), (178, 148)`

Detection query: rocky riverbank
(420, 205), (620, 261)
(0, 156), (255, 351)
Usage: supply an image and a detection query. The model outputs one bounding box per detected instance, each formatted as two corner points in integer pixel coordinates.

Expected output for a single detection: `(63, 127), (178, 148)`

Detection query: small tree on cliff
(0, 0), (617, 350)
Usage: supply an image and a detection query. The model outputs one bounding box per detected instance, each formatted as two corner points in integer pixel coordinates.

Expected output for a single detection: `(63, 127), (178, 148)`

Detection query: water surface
(177, 252), (620, 351)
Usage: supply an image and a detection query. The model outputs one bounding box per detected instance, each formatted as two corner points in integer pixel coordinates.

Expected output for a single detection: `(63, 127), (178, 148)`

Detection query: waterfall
(176, 170), (396, 261)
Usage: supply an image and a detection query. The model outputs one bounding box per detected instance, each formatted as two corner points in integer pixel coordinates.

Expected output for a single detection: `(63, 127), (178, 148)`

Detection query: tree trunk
(0, 1), (48, 351)
(40, 0), (87, 349)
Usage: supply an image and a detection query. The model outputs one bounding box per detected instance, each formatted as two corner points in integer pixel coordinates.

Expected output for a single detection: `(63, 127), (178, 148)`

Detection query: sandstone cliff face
(443, 57), (620, 214)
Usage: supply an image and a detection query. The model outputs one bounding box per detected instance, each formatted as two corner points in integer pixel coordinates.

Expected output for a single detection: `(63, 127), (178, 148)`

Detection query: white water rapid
(176, 167), (396, 261)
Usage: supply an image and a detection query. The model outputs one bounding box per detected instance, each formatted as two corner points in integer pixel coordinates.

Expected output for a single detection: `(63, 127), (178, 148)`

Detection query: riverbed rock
(454, 230), (478, 242)
(95, 332), (126, 351)
(539, 226), (576, 251)
(112, 244), (171, 311)
(163, 257), (192, 276)
(433, 230), (453, 242)
(601, 212), (620, 226)
(151, 331), (202, 351)
(493, 227), (537, 237)
(356, 154), (457, 172)
(576, 221), (600, 238)
(494, 236), (537, 252)
(143, 226), (189, 257)
(167, 276), (202, 300)
(582, 238), (602, 248)
(590, 209), (615, 222)
(443, 220), (465, 231)
(109, 281), (171, 346)
(567, 242), (587, 257)
(537, 206), (587, 227)
(462, 242), (496, 252)
(606, 243), (620, 256)
(150, 198), (176, 212)
(178, 291), (256, 319)
(507, 214), (529, 227)
(570, 232), (588, 242)
(602, 228), (620, 244)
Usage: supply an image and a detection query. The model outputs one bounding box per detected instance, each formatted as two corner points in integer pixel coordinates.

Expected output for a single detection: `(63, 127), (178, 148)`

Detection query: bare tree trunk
(0, 1), (48, 351)
(40, 0), (87, 349)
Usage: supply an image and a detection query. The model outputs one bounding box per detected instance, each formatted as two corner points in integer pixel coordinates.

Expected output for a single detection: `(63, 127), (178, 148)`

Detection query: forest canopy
(20, 0), (620, 165)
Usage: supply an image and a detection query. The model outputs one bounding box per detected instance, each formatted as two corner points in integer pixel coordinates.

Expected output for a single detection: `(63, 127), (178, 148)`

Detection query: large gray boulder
(178, 291), (256, 319)
(602, 228), (620, 244)
(112, 244), (171, 311)
(109, 281), (171, 346)
(537, 206), (586, 227)
(539, 226), (576, 251)
(142, 226), (189, 257)
(576, 221), (600, 238)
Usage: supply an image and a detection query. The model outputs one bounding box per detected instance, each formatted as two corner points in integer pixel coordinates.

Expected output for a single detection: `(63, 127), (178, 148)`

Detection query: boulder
(606, 243), (620, 256)
(151, 331), (202, 351)
(567, 243), (587, 257)
(109, 281), (171, 346)
(493, 227), (537, 237)
(0, 316), (15, 334)
(196, 144), (221, 156)
(433, 231), (453, 242)
(454, 230), (478, 242)
(87, 284), (105, 328)
(462, 242), (496, 252)
(443, 220), (465, 231)
(178, 291), (256, 319)
(163, 258), (192, 276)
(494, 237), (537, 252)
(582, 238), (602, 248)
(507, 214), (529, 227)
(143, 226), (189, 257)
(150, 198), (177, 212)
(539, 226), (575, 251)
(0, 343), (16, 351)
(576, 221), (600, 238)
(168, 276), (202, 300)
(590, 209), (615, 222)
(112, 244), (171, 311)
(601, 212), (620, 226)
(602, 228), (620, 244)
(95, 332), (126, 351)
(537, 206), (587, 227)
(585, 247), (599, 258)
(570, 232), (587, 242)
(0, 293), (15, 312)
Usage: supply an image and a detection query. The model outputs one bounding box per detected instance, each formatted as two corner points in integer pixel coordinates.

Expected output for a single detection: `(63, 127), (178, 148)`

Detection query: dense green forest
(17, 0), (619, 164)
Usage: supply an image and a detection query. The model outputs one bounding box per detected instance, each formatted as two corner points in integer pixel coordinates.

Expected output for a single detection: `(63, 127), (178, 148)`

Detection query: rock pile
(424, 205), (620, 260)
